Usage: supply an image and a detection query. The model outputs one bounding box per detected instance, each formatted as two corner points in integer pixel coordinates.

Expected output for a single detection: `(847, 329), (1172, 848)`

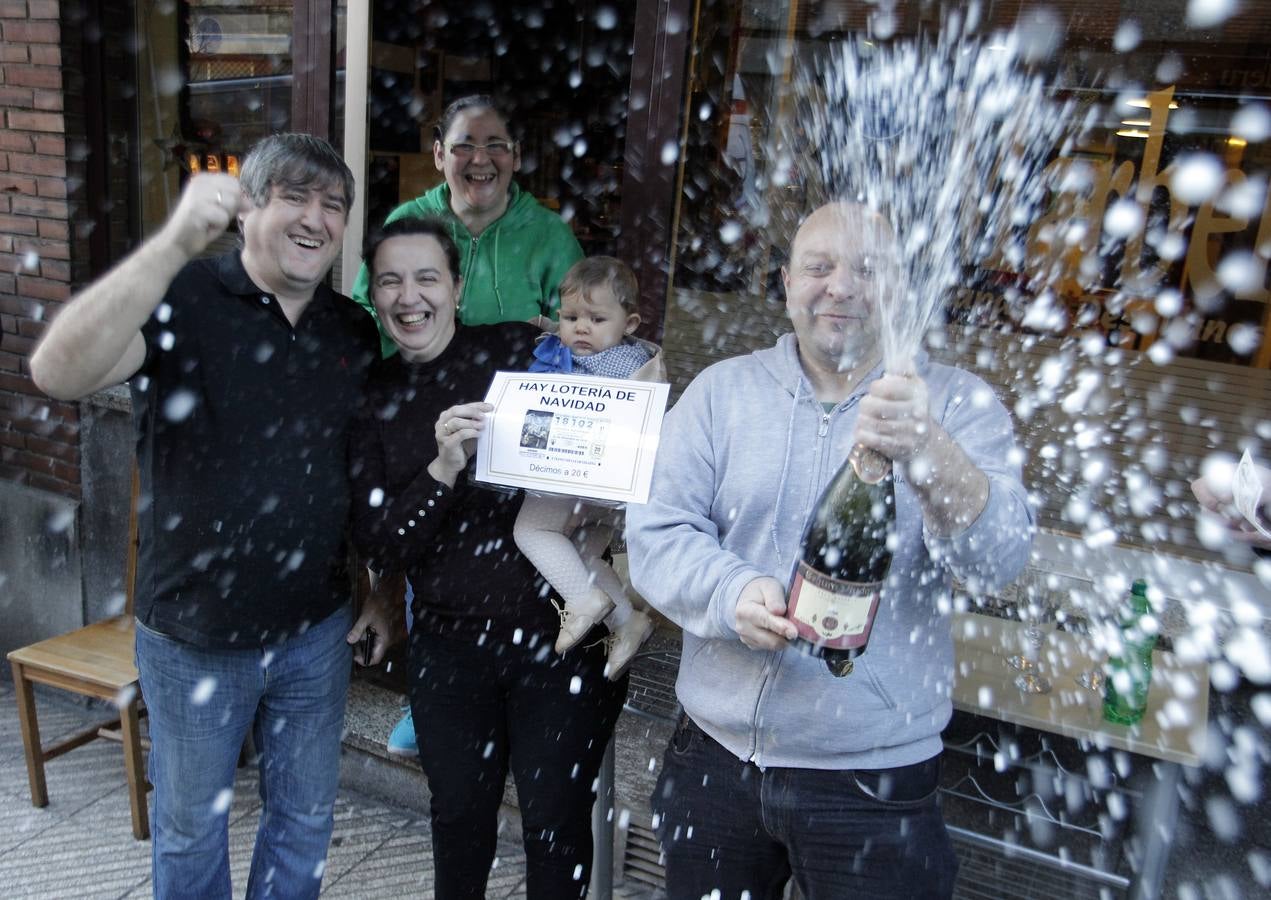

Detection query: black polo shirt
(131, 251), (379, 647)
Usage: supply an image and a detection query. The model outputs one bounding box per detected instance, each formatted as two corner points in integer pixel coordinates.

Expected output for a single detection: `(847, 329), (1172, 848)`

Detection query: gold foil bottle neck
(849, 445), (891, 485)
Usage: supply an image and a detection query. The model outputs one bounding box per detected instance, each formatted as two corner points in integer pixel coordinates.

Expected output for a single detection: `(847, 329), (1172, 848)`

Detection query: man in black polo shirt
(30, 134), (385, 899)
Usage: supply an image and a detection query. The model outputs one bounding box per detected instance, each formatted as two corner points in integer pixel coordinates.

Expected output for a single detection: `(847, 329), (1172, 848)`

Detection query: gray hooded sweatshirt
(626, 333), (1033, 770)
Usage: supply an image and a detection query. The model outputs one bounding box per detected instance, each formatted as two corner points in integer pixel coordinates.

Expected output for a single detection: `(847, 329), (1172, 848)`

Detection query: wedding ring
(445, 420), (454, 435)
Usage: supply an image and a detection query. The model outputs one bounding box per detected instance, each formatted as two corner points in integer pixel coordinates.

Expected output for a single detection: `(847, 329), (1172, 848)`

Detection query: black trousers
(654, 716), (957, 900)
(408, 614), (628, 899)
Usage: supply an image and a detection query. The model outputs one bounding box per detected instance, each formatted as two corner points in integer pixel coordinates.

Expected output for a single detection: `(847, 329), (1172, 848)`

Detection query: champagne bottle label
(787, 560), (881, 649)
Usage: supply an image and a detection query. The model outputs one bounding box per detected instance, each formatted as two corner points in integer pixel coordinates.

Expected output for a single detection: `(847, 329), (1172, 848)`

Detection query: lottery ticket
(545, 413), (608, 462)
(1233, 449), (1271, 540)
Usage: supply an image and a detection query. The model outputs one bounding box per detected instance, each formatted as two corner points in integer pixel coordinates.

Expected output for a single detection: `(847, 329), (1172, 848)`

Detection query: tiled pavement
(9, 672), (1270, 900)
(0, 677), (656, 899)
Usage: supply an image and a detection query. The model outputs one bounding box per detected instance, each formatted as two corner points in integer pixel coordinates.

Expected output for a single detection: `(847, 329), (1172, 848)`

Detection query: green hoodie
(352, 182), (583, 357)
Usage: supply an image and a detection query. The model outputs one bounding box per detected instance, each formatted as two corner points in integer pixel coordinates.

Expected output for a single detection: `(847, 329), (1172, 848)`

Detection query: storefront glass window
(182, 1), (294, 173)
(667, 0), (1271, 564)
(363, 1), (633, 254)
(659, 4), (1268, 894)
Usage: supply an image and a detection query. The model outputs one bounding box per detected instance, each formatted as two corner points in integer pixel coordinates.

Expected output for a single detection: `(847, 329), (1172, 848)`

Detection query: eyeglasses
(445, 140), (517, 159)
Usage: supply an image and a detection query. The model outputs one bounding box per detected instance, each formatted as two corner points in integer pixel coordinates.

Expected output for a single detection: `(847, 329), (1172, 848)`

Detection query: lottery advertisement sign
(474, 372), (671, 504)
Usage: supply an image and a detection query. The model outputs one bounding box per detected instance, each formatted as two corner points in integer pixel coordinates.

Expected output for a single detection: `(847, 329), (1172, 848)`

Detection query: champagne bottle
(786, 445), (895, 676)
(1102, 579), (1156, 725)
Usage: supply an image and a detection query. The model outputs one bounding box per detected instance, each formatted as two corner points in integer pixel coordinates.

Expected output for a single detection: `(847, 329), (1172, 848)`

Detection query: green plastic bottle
(1102, 579), (1156, 725)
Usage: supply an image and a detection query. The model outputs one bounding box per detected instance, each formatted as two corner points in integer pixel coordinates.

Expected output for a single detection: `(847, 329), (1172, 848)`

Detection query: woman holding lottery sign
(351, 93), (584, 757)
(349, 217), (623, 899)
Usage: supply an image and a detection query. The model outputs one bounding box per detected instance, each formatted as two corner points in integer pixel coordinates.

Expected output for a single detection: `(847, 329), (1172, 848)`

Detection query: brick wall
(0, 0), (79, 499)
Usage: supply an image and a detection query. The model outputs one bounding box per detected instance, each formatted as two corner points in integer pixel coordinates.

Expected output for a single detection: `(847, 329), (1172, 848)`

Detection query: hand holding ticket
(1191, 450), (1271, 550)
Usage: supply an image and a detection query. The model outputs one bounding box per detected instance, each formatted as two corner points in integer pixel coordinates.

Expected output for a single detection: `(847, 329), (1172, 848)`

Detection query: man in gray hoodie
(626, 201), (1033, 899)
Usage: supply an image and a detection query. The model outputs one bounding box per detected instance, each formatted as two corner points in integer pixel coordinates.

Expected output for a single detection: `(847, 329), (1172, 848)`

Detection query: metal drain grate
(615, 813), (1124, 899)
(950, 829), (1124, 900)
(624, 650), (682, 723)
(618, 810), (666, 891)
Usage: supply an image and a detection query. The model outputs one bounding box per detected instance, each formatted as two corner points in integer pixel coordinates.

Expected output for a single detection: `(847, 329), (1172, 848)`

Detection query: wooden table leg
(9, 660), (49, 808)
(118, 694), (150, 840)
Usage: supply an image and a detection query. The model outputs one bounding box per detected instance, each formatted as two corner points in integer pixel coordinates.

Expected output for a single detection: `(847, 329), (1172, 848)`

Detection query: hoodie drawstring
(769, 377), (802, 569)
(492, 227), (503, 315)
(450, 220), (469, 318)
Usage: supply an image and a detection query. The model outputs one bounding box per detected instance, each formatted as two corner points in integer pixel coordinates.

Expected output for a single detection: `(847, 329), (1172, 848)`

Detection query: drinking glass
(1008, 569), (1053, 694)
(1075, 617), (1113, 695)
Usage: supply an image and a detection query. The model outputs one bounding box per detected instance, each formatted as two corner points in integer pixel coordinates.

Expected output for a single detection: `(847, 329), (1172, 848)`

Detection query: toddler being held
(514, 256), (663, 678)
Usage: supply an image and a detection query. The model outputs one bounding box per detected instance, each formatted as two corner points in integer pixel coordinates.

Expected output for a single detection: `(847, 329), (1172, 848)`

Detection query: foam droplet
(594, 7), (617, 30)
(47, 508), (75, 534)
(1113, 21), (1141, 52)
(163, 389), (197, 423)
(211, 787), (234, 815)
(1232, 105), (1271, 143)
(872, 9), (898, 39)
(1217, 251), (1262, 295)
(1014, 8), (1062, 62)
(1228, 323), (1259, 355)
(190, 677), (217, 705)
(1169, 154), (1225, 205)
(157, 65), (184, 96)
(1220, 178), (1266, 219)
(1185, 0), (1238, 29)
(1155, 289), (1183, 317)
(1156, 232), (1187, 262)
(1147, 342), (1175, 365)
(1104, 200), (1144, 238)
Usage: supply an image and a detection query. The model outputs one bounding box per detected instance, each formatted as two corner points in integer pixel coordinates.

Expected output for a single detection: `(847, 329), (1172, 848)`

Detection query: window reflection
(363, 2), (634, 256)
(181, 1), (294, 166)
(667, 0), (1271, 563)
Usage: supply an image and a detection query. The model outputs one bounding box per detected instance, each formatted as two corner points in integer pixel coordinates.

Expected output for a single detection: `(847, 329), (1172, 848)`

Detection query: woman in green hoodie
(353, 95), (583, 358)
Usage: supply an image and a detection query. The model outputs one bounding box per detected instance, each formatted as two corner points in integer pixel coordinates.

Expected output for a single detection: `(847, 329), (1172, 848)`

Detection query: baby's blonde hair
(559, 256), (639, 314)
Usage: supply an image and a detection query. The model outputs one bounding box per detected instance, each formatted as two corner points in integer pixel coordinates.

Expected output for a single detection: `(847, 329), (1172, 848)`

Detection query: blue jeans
(135, 605), (353, 900)
(652, 716), (958, 900)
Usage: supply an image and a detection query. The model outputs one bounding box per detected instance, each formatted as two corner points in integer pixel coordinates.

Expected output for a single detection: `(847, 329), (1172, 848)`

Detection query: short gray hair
(239, 133), (355, 215)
